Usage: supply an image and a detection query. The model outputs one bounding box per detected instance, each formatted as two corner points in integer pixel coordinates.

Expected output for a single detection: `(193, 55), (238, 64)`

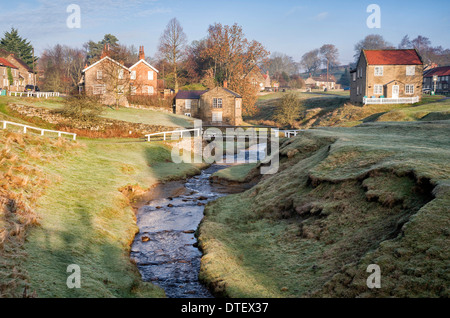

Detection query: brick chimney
(223, 79), (228, 88)
(139, 46), (145, 60)
(100, 44), (110, 59)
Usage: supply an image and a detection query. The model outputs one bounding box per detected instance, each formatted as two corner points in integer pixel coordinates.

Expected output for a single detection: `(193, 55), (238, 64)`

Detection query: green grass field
(0, 127), (205, 297)
(198, 120), (450, 298)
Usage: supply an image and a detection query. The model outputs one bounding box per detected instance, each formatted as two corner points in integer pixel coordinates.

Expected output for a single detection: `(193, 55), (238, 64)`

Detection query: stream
(130, 144), (266, 298)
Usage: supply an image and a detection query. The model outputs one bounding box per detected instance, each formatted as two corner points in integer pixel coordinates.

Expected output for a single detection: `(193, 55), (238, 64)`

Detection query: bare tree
(157, 18), (187, 92)
(319, 44), (339, 90)
(97, 57), (130, 108)
(354, 34), (393, 60)
(300, 49), (321, 75)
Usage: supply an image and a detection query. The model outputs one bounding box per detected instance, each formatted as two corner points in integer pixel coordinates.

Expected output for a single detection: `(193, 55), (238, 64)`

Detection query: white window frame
(93, 84), (106, 95)
(406, 66), (415, 76)
(97, 70), (103, 80)
(185, 100), (191, 110)
(374, 85), (383, 95)
(353, 72), (356, 82)
(148, 71), (153, 80)
(117, 85), (124, 95)
(374, 66), (383, 76)
(405, 84), (414, 95)
(212, 112), (223, 123)
(213, 98), (223, 108)
(148, 86), (154, 95)
(118, 69), (124, 80)
(357, 85), (360, 95)
(131, 71), (136, 80)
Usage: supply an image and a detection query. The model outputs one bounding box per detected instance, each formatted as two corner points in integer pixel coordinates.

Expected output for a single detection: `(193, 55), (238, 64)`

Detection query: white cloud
(314, 12), (329, 21)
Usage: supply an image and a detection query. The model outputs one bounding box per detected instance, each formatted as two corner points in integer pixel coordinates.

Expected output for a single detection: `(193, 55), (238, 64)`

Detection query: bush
(60, 95), (105, 121)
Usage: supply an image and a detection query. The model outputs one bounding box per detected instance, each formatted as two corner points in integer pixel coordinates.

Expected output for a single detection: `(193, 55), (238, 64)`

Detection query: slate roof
(175, 90), (208, 99)
(423, 66), (450, 78)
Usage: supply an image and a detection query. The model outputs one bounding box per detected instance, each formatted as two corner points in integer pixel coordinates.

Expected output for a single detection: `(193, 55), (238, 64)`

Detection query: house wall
(5, 55), (33, 89)
(351, 54), (368, 104)
(84, 60), (130, 107)
(130, 61), (158, 95)
(175, 98), (200, 117)
(0, 65), (20, 91)
(199, 88), (242, 126)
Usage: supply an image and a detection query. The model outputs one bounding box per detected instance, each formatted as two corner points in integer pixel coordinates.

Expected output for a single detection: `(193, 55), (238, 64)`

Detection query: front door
(392, 85), (399, 99)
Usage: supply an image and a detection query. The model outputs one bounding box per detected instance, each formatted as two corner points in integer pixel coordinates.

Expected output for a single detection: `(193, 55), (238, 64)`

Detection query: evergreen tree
(0, 28), (36, 68)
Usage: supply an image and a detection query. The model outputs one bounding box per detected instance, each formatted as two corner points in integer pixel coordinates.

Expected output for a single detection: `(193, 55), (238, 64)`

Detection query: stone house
(0, 48), (35, 91)
(81, 47), (131, 107)
(244, 66), (266, 92)
(129, 46), (159, 96)
(305, 74), (336, 89)
(0, 57), (20, 90)
(423, 66), (450, 94)
(351, 49), (423, 104)
(174, 85), (243, 126)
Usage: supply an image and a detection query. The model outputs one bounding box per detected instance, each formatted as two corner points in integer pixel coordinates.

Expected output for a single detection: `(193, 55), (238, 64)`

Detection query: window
(212, 112), (223, 122)
(118, 69), (124, 79)
(357, 85), (360, 95)
(374, 85), (383, 95)
(92, 84), (106, 95)
(148, 86), (154, 94)
(117, 85), (124, 95)
(406, 66), (415, 76)
(374, 66), (383, 76)
(353, 72), (356, 81)
(131, 71), (136, 80)
(213, 98), (223, 108)
(185, 100), (191, 110)
(405, 84), (414, 94)
(148, 71), (153, 80)
(131, 86), (136, 95)
(97, 70), (102, 80)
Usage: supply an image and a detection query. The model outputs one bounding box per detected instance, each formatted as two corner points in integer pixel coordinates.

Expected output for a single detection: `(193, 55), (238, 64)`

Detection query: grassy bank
(0, 126), (204, 297)
(248, 92), (448, 129)
(198, 120), (450, 298)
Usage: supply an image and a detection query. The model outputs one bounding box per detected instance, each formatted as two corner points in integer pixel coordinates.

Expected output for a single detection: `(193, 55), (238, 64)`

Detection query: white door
(392, 85), (399, 99)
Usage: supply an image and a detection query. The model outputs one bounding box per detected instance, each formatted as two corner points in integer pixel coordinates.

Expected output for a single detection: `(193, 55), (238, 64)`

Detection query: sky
(0, 0), (449, 66)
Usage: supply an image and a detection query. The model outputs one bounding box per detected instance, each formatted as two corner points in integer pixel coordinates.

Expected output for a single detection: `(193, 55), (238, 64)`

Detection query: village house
(423, 65), (450, 94)
(174, 82), (243, 126)
(305, 74), (337, 90)
(80, 45), (131, 107)
(0, 48), (35, 91)
(351, 49), (424, 105)
(244, 66), (266, 92)
(129, 46), (159, 96)
(0, 57), (19, 91)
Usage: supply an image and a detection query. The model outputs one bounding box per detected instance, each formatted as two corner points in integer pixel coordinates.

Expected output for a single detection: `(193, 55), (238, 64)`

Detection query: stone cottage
(174, 84), (243, 126)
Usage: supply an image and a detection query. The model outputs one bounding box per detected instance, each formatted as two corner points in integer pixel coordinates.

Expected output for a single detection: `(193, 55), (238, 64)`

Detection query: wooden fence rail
(1, 120), (76, 140)
(8, 91), (60, 98)
(145, 128), (201, 141)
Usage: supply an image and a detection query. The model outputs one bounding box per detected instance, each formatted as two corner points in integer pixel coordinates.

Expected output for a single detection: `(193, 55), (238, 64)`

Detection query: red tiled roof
(424, 66), (450, 78)
(0, 57), (18, 69)
(363, 49), (422, 65)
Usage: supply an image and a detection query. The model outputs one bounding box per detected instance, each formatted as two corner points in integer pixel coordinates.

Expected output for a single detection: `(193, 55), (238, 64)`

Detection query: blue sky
(0, 0), (449, 66)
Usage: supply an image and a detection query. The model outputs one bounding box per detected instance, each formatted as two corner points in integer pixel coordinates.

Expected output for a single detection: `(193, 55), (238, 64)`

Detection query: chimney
(100, 44), (110, 59)
(139, 46), (145, 60)
(223, 79), (228, 88)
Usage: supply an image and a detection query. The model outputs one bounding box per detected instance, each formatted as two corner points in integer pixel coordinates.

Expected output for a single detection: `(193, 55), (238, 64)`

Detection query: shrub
(60, 95), (105, 121)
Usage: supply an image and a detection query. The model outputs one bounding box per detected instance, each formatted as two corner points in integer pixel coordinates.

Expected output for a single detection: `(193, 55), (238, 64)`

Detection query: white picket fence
(145, 128), (201, 141)
(8, 91), (60, 98)
(363, 96), (419, 105)
(1, 120), (77, 140)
